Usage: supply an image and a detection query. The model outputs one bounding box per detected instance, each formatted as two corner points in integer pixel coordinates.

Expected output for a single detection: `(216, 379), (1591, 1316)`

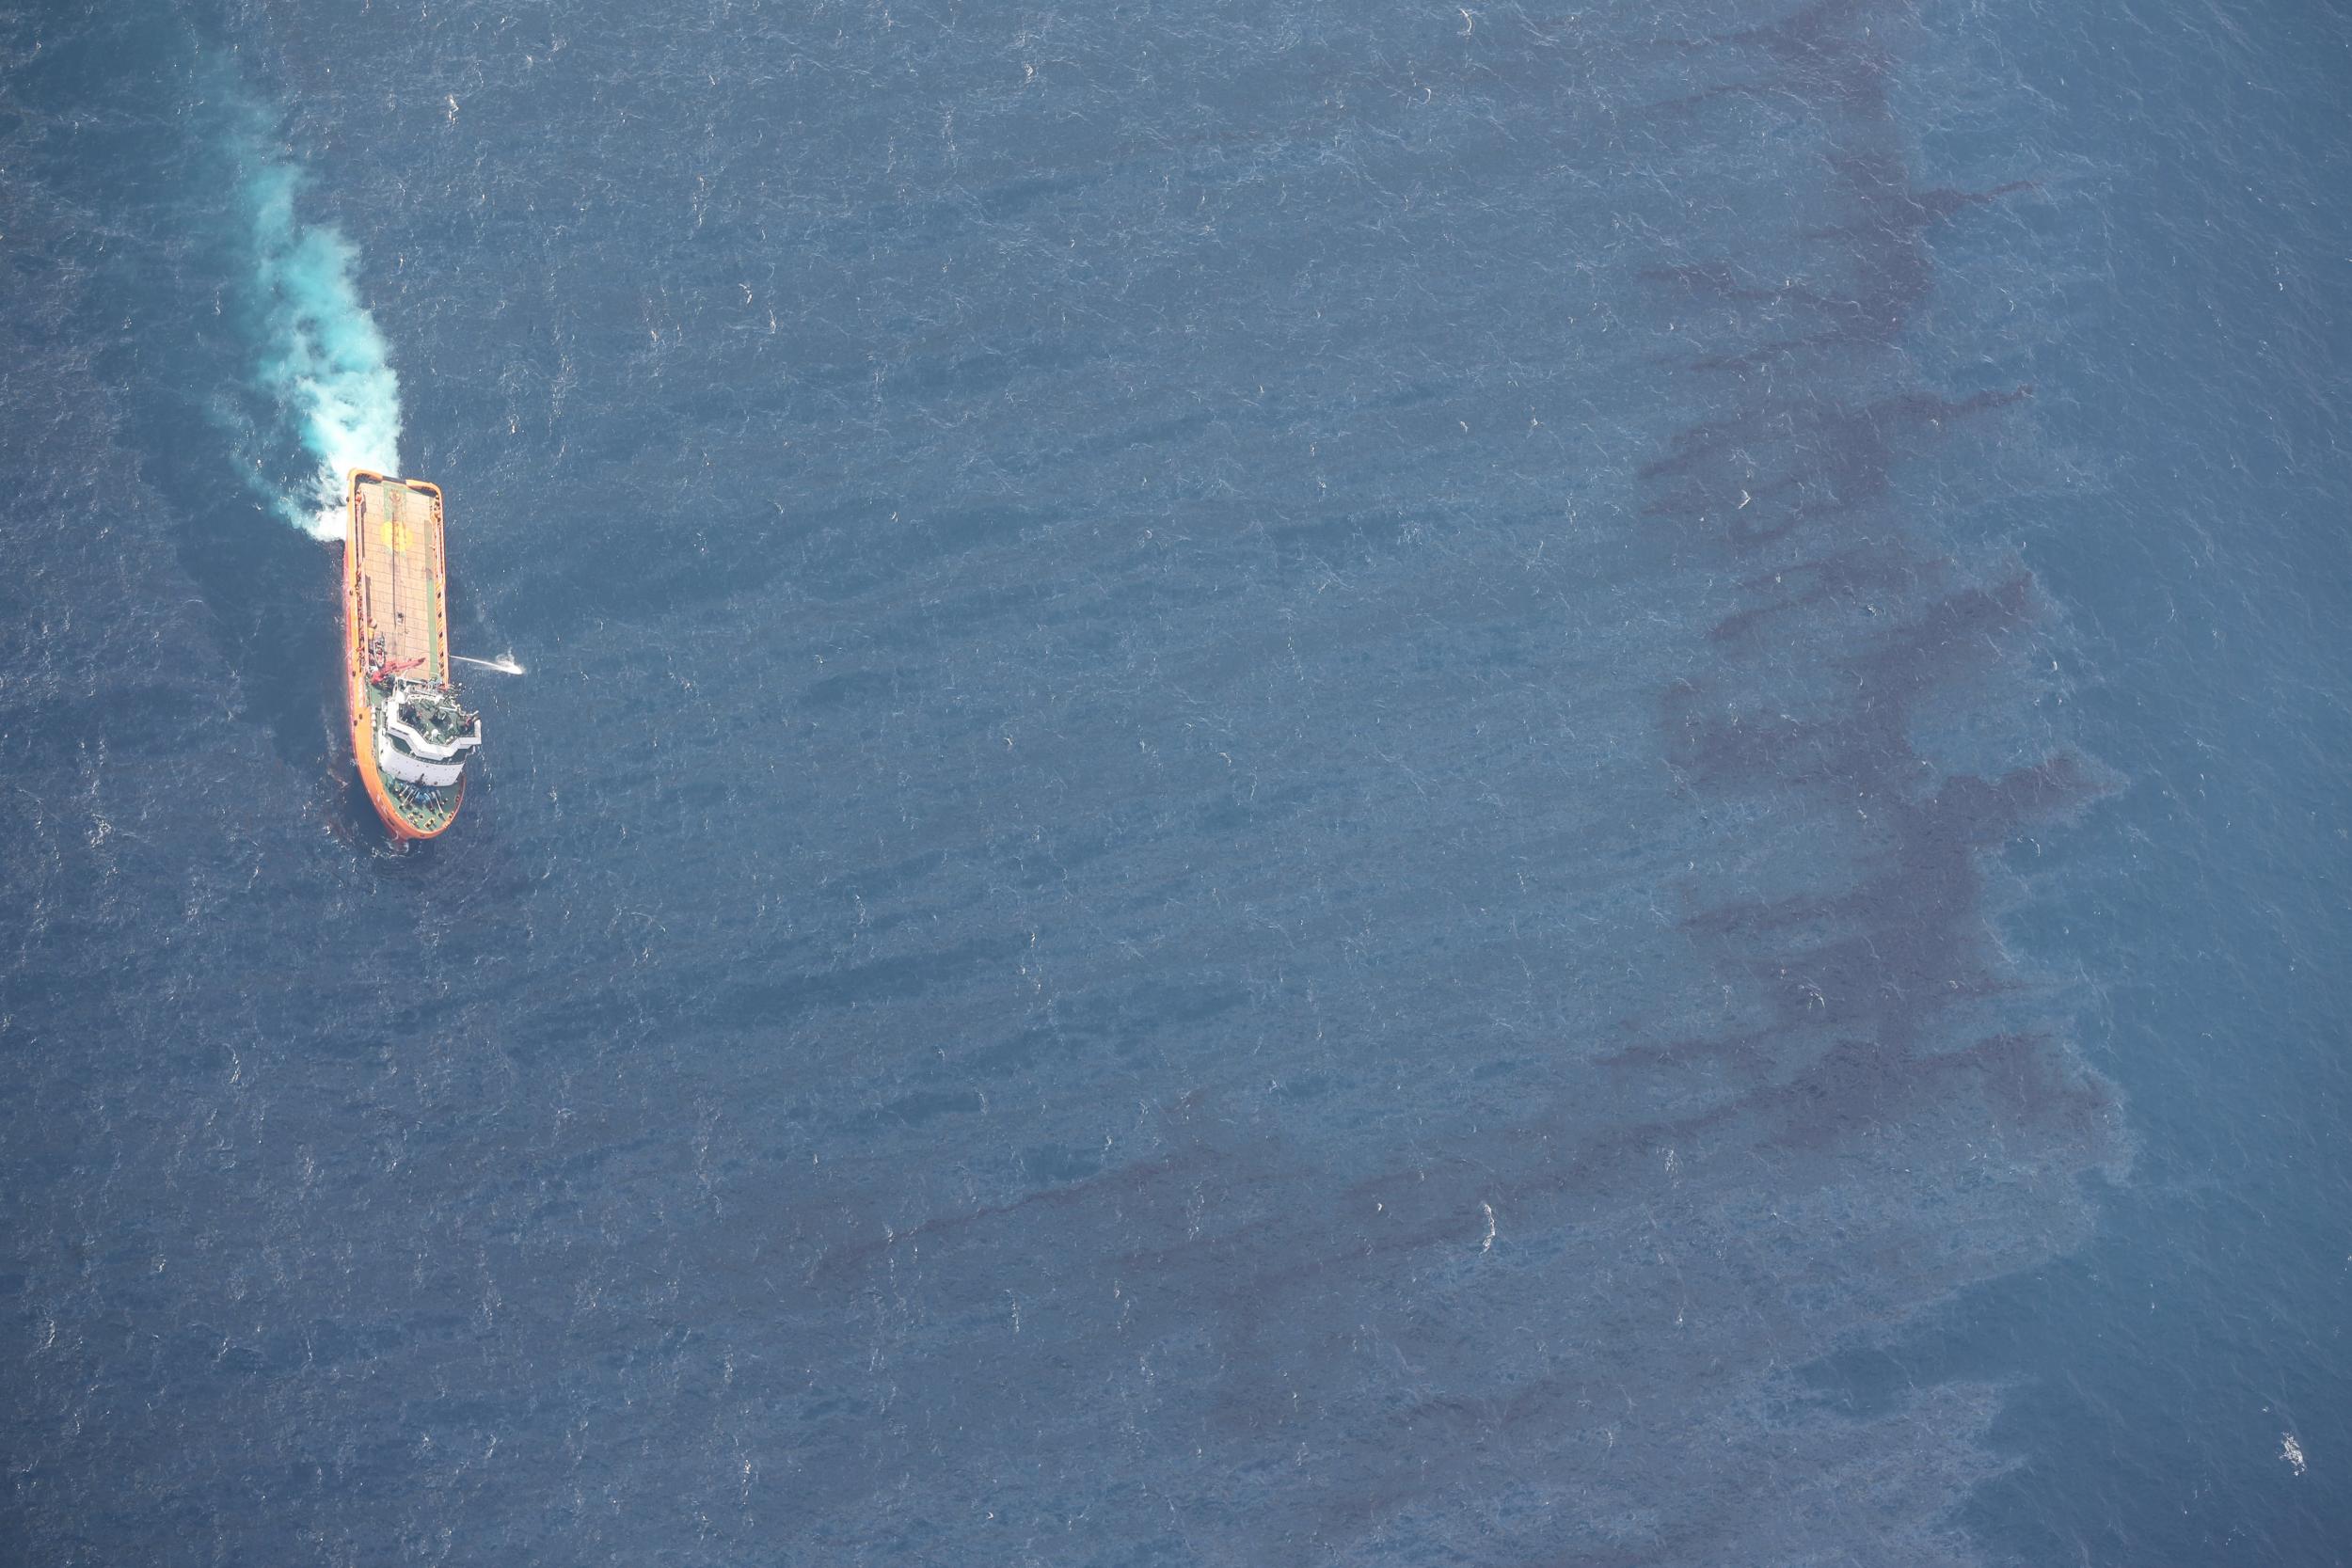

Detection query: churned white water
(238, 143), (401, 539)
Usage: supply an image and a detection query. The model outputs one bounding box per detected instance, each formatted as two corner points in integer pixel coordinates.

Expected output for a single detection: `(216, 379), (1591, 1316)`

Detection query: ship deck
(349, 475), (446, 683)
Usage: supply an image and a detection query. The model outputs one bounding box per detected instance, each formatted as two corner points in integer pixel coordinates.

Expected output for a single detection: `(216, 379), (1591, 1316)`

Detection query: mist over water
(235, 139), (401, 539)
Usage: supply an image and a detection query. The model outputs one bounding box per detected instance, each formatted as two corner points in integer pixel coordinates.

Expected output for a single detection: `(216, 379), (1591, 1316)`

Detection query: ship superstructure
(342, 471), (481, 838)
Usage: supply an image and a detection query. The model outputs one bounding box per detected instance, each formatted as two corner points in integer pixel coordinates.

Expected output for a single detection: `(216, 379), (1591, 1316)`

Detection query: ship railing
(383, 688), (485, 763)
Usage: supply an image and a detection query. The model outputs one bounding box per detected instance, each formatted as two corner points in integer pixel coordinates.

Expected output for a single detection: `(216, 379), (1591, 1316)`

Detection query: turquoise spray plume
(240, 147), (401, 540)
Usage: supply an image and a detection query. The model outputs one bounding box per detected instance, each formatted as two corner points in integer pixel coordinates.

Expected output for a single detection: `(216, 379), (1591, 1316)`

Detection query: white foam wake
(241, 154), (401, 540)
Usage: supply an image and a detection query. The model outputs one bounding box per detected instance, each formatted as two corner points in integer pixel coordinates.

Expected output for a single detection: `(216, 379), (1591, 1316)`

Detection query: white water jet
(452, 654), (527, 676)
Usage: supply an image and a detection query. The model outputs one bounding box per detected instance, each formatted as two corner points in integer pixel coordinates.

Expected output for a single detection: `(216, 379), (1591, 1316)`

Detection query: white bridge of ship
(376, 680), (482, 787)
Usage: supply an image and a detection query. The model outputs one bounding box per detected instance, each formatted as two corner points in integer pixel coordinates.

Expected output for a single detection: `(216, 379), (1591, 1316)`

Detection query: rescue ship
(342, 470), (482, 839)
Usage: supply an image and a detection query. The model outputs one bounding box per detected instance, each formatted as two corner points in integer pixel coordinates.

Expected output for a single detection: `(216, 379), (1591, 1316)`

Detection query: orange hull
(343, 470), (464, 840)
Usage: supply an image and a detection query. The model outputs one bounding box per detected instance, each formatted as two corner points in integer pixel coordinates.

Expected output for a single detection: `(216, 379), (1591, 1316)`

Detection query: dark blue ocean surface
(2, 1), (2344, 1562)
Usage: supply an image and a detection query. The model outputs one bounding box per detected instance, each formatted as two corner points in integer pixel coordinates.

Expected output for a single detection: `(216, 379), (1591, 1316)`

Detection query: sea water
(1, 1), (2344, 1563)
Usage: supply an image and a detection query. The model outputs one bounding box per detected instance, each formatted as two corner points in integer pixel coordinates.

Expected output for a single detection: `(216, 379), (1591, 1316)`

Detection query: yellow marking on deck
(351, 476), (445, 681)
